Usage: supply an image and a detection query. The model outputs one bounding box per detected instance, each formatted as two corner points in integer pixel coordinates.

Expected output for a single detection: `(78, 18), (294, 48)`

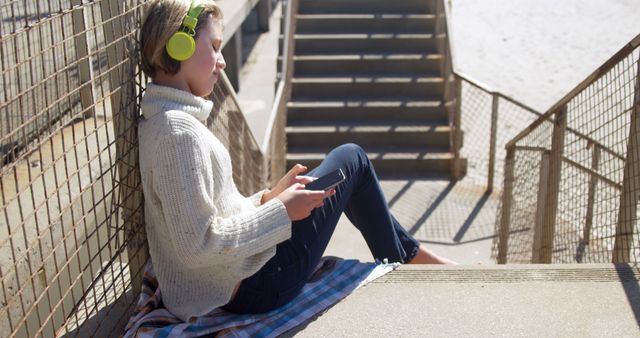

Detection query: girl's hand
(276, 183), (336, 221)
(262, 164), (315, 203)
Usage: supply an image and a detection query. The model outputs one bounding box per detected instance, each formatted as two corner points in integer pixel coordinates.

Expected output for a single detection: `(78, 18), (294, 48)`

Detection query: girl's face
(180, 16), (226, 97)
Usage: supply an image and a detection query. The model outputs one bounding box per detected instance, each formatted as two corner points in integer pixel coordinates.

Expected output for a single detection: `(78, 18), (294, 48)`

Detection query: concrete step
(287, 147), (456, 176)
(287, 100), (447, 123)
(286, 0), (457, 178)
(292, 53), (442, 77)
(299, 0), (433, 15)
(296, 14), (435, 34)
(286, 123), (451, 149)
(294, 34), (436, 54)
(291, 76), (444, 100)
(284, 264), (640, 337)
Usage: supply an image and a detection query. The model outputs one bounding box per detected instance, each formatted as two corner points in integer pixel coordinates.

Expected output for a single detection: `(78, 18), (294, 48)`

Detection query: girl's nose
(217, 53), (226, 70)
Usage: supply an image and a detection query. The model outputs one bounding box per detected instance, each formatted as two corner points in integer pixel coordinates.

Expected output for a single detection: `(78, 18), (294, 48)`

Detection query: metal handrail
(455, 71), (627, 163)
(440, 0), (622, 187)
(261, 0), (298, 186)
(496, 32), (640, 264)
(261, 0), (294, 154)
(454, 71), (541, 117)
(440, 1), (634, 185)
(506, 33), (640, 149)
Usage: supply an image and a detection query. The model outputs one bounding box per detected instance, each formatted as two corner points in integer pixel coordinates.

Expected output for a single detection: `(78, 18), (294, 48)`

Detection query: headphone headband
(181, 1), (204, 35)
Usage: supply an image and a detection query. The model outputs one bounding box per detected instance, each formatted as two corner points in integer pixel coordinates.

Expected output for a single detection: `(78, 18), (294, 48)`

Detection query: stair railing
(434, 0), (544, 190)
(435, 0), (640, 264)
(496, 33), (640, 264)
(433, 0), (461, 178)
(265, 0), (298, 187)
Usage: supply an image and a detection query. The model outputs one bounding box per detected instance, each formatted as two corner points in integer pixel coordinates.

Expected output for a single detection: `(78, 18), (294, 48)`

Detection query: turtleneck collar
(141, 83), (214, 122)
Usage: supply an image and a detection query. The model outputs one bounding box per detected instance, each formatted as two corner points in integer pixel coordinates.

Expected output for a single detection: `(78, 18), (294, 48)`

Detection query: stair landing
(324, 178), (499, 265)
(284, 264), (640, 336)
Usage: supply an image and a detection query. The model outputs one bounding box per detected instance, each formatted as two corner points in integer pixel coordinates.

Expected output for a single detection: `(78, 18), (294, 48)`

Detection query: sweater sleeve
(248, 189), (269, 206)
(153, 130), (291, 269)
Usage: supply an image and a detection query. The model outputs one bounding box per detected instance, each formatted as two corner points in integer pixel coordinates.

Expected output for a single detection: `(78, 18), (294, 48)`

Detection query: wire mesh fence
(2, 1), (79, 164)
(0, 0), (282, 336)
(494, 35), (640, 265)
(436, 0), (543, 190)
(457, 77), (542, 192)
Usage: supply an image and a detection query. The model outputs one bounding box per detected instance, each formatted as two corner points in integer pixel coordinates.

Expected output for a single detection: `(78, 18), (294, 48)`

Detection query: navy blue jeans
(222, 143), (420, 314)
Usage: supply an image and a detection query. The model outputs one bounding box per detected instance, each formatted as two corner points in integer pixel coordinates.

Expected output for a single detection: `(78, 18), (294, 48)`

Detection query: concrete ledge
(217, 0), (273, 92)
(218, 0), (262, 48)
(286, 264), (640, 337)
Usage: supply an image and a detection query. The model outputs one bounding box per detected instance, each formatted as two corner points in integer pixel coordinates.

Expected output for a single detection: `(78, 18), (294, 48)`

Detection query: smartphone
(305, 168), (346, 191)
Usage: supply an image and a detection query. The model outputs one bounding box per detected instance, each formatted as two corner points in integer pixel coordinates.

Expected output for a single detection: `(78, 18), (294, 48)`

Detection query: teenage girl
(138, 0), (455, 322)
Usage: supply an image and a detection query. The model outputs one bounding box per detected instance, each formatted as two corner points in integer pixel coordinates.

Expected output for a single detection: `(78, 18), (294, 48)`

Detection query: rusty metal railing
(436, 0), (640, 265)
(265, 0), (297, 187)
(495, 34), (640, 264)
(0, 0), (296, 336)
(434, 0), (542, 190)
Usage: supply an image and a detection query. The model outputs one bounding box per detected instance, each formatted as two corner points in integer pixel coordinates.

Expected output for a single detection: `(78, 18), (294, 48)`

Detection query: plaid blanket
(123, 258), (398, 337)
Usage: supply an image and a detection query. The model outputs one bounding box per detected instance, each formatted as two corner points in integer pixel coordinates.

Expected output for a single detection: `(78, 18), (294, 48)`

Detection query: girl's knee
(333, 143), (365, 157)
(327, 143), (370, 173)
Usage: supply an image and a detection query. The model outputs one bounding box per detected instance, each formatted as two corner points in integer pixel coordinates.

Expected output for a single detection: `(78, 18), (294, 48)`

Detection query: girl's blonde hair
(140, 0), (222, 78)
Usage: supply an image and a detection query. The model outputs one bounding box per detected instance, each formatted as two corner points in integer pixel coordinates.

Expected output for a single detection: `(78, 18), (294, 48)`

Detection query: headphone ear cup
(166, 31), (196, 61)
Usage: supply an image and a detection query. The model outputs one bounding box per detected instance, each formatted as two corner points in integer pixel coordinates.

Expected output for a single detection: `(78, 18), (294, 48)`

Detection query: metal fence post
(613, 57), (640, 263)
(583, 143), (601, 244)
(539, 106), (567, 263)
(452, 76), (463, 179)
(71, 0), (96, 118)
(487, 93), (499, 192)
(532, 151), (550, 263)
(100, 0), (147, 294)
(498, 146), (516, 264)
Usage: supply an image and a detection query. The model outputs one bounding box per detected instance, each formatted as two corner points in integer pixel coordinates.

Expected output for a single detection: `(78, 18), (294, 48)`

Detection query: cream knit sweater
(138, 83), (292, 321)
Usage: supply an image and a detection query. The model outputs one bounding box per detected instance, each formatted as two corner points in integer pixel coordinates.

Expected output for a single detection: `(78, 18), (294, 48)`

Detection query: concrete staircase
(286, 0), (461, 177)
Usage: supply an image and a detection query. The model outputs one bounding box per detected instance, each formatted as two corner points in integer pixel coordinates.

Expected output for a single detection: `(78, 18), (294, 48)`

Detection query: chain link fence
(0, 0), (285, 336)
(494, 35), (640, 264)
(457, 77), (542, 191)
(436, 0), (542, 189)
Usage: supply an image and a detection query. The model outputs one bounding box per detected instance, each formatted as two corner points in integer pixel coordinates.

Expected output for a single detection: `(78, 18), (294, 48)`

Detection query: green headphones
(166, 0), (204, 61)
